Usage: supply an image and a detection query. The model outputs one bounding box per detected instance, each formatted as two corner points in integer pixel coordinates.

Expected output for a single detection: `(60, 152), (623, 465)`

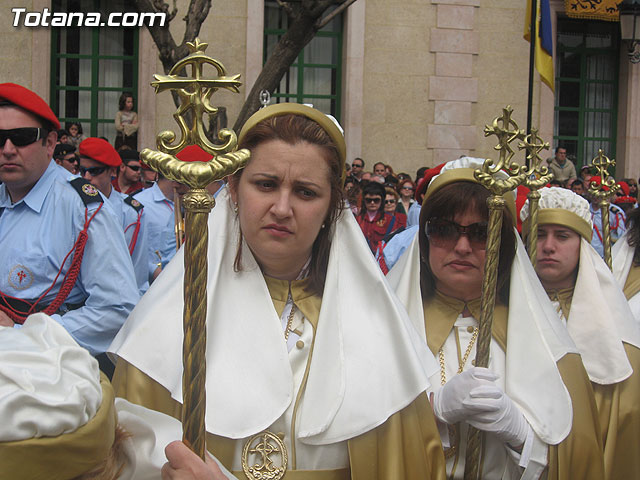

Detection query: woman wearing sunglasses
(388, 157), (603, 479)
(110, 104), (445, 479)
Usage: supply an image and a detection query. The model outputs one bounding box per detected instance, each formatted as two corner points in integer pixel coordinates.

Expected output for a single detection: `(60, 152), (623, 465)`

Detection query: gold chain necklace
(284, 304), (297, 341)
(437, 324), (478, 460)
(438, 325), (479, 385)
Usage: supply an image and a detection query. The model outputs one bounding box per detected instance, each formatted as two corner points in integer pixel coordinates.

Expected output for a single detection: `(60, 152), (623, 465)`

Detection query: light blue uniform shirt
(407, 201), (421, 227)
(590, 202), (626, 258)
(105, 189), (150, 295)
(0, 160), (140, 355)
(381, 225), (419, 271)
(134, 183), (177, 279)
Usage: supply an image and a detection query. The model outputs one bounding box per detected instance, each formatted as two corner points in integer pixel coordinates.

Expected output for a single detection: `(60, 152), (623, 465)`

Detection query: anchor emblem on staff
(464, 106), (527, 480)
(587, 150), (620, 270)
(140, 38), (251, 458)
(519, 128), (552, 267)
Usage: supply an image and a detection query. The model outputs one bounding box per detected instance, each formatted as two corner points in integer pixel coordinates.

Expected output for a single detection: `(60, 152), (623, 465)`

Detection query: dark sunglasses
(126, 164), (141, 172)
(425, 218), (488, 250)
(79, 165), (109, 176)
(364, 197), (382, 204)
(384, 199), (396, 204)
(352, 163), (363, 168)
(401, 186), (414, 191)
(0, 128), (47, 147)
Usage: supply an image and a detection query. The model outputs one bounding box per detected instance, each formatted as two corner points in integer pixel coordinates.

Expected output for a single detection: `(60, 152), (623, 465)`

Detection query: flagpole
(526, 0), (538, 162)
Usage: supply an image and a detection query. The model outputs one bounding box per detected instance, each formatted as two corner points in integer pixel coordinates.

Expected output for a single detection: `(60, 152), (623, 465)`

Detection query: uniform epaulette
(69, 178), (103, 206)
(124, 195), (144, 212)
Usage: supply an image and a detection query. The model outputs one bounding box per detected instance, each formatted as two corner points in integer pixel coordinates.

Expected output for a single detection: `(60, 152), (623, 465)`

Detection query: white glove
(432, 367), (500, 425)
(433, 367), (529, 448)
(465, 382), (529, 448)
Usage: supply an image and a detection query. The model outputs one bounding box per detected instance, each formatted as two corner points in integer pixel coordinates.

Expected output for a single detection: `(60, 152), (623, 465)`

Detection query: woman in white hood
(522, 187), (640, 479)
(388, 157), (604, 479)
(109, 104), (446, 479)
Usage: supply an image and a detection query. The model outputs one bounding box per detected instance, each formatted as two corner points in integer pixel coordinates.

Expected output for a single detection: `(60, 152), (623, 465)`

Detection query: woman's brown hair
(626, 207), (640, 265)
(231, 113), (345, 296)
(418, 181), (516, 304)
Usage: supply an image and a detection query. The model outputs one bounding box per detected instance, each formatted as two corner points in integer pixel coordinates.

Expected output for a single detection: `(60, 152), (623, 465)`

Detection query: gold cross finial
(588, 149), (620, 200)
(519, 128), (552, 189)
(475, 106), (527, 195)
(150, 37), (243, 157)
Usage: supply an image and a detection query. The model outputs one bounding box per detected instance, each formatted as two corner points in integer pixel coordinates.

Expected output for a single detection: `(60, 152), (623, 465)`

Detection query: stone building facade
(2, 0), (639, 177)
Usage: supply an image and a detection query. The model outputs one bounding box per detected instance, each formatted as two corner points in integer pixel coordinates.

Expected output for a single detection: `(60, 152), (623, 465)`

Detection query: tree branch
(182, 0), (212, 48)
(317, 0), (358, 29)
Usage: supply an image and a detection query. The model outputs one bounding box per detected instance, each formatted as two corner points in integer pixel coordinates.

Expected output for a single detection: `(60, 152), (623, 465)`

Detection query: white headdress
(0, 313), (116, 480)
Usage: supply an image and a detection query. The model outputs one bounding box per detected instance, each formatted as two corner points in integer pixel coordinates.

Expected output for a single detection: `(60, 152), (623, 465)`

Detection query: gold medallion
(242, 431), (288, 480)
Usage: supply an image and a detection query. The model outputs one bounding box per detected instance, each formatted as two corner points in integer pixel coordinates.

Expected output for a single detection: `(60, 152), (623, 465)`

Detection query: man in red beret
(78, 137), (149, 294)
(0, 83), (139, 377)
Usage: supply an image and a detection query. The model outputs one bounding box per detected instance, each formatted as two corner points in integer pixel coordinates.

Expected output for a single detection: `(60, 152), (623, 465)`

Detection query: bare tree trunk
(132, 0), (212, 107)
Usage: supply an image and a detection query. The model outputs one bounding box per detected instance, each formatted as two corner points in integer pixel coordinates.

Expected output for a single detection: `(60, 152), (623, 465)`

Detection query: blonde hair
(73, 426), (130, 480)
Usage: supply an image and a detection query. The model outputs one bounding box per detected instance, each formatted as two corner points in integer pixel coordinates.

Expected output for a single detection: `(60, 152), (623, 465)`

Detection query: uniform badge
(82, 184), (99, 196)
(376, 218), (385, 227)
(8, 264), (34, 290)
(242, 431), (288, 480)
(131, 199), (141, 208)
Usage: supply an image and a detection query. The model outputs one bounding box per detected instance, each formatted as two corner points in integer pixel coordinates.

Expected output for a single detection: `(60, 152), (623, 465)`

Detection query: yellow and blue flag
(524, 0), (555, 92)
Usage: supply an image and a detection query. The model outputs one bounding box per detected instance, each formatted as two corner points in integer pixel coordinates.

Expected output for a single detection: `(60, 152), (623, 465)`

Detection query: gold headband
(238, 103), (346, 183)
(423, 167), (518, 225)
(0, 373), (117, 480)
(522, 208), (593, 241)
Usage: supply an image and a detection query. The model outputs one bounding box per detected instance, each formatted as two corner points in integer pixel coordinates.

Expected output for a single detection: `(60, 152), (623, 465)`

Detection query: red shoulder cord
(593, 212), (623, 244)
(376, 242), (389, 275)
(123, 210), (142, 255)
(0, 204), (103, 324)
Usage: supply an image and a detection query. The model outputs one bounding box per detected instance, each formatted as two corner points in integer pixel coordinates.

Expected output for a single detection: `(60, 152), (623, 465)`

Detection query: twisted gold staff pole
(141, 39), (250, 458)
(587, 150), (619, 270)
(519, 128), (552, 267)
(464, 107), (526, 480)
(174, 187), (185, 251)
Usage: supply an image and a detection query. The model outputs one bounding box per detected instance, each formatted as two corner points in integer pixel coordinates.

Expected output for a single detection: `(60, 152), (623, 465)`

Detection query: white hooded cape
(110, 188), (439, 444)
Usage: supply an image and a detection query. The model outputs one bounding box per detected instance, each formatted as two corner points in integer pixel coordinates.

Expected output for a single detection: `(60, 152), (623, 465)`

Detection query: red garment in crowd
(357, 211), (397, 253)
(112, 177), (145, 195)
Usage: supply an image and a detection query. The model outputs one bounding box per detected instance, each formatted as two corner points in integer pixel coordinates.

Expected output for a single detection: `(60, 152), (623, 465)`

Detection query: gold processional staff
(464, 106), (527, 480)
(587, 150), (620, 271)
(141, 38), (250, 458)
(519, 128), (553, 267)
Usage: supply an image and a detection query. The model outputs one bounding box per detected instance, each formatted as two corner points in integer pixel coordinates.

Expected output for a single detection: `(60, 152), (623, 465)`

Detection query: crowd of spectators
(348, 150), (639, 270)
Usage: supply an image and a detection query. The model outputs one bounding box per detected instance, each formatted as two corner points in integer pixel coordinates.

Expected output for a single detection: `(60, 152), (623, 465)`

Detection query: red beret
(615, 196), (636, 205)
(618, 181), (630, 196)
(415, 163), (445, 205)
(0, 83), (60, 130)
(79, 138), (121, 167)
(590, 176), (610, 192)
(176, 145), (213, 162)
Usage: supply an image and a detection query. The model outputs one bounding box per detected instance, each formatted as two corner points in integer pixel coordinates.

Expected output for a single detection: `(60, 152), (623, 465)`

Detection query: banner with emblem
(564, 0), (622, 21)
